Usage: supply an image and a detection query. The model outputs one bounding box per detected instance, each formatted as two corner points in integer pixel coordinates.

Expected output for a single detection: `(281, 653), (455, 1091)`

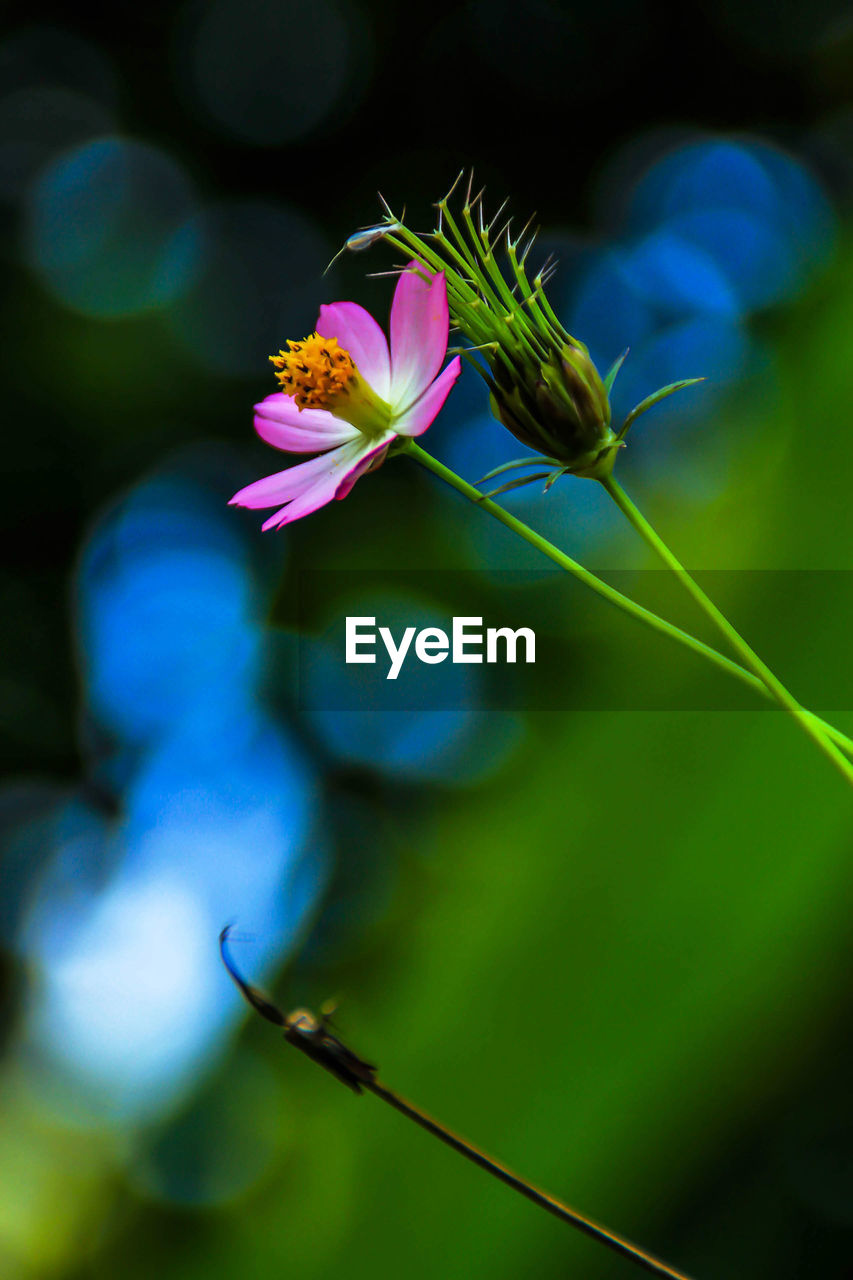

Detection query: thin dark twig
(219, 929), (696, 1280)
(365, 1079), (695, 1280)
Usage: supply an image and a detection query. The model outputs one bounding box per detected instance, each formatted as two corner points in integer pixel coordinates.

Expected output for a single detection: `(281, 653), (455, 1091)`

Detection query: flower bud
(489, 342), (619, 477)
(360, 178), (702, 490)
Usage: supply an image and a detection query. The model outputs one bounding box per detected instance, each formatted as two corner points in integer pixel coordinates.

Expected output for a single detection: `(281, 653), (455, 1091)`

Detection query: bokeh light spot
(17, 461), (323, 1120)
(622, 137), (835, 306)
(0, 87), (114, 205)
(619, 231), (741, 319)
(78, 476), (260, 745)
(34, 876), (214, 1098)
(26, 136), (198, 317)
(663, 209), (795, 310)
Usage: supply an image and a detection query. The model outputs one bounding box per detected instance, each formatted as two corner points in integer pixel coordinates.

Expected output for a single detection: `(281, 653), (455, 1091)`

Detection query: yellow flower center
(270, 333), (356, 410)
(269, 331), (393, 437)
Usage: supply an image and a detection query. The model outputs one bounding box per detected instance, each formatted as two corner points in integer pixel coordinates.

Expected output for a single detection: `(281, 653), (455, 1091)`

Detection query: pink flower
(230, 263), (462, 529)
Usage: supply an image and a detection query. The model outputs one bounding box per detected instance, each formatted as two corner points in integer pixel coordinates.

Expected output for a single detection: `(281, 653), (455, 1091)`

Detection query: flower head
(351, 176), (702, 493)
(230, 264), (461, 529)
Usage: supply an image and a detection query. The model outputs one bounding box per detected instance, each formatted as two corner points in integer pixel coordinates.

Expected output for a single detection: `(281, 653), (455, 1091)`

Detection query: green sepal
(481, 472), (553, 499)
(543, 468), (569, 492)
(617, 378), (706, 440)
(603, 348), (629, 394)
(478, 456), (561, 484)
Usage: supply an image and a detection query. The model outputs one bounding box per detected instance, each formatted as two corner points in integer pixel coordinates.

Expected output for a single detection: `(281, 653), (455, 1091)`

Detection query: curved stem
(367, 1078), (695, 1280)
(401, 442), (853, 759)
(601, 475), (853, 790)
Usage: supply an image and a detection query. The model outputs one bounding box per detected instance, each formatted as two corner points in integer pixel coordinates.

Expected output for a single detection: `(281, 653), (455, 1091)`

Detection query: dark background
(1, 2), (852, 1277)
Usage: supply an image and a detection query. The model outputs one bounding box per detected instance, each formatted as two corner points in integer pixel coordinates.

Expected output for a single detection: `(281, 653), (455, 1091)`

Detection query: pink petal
(235, 432), (396, 529)
(254, 394), (359, 452)
(391, 357), (461, 437)
(316, 302), (391, 401)
(389, 263), (450, 410)
(230, 449), (342, 509)
(335, 439), (391, 500)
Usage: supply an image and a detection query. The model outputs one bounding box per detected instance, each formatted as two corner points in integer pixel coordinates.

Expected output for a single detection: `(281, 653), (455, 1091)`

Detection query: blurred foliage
(2, 1), (853, 1278)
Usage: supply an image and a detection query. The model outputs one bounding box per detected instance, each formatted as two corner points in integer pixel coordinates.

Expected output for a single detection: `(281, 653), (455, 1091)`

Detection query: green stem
(401, 442), (853, 760)
(601, 475), (853, 790)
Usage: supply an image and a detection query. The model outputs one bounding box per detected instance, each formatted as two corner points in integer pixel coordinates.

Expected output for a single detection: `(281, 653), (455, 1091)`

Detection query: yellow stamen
(270, 333), (356, 411)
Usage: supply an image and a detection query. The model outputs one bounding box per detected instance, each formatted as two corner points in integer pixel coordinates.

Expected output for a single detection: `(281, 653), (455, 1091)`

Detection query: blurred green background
(1, 1), (853, 1277)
